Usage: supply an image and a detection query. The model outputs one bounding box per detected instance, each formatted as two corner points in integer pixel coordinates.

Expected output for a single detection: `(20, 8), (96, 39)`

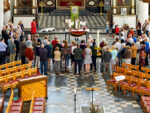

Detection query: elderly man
(102, 46), (112, 80)
(26, 34), (32, 47)
(0, 38), (7, 64)
(39, 44), (48, 75)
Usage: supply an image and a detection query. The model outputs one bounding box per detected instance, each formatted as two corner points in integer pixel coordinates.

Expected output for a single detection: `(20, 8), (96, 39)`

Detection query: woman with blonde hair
(54, 47), (61, 75)
(84, 44), (92, 74)
(111, 45), (118, 65)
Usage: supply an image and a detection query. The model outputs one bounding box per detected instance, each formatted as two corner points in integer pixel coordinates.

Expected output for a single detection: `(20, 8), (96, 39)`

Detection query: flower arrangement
(90, 103), (101, 113)
(94, 47), (101, 56)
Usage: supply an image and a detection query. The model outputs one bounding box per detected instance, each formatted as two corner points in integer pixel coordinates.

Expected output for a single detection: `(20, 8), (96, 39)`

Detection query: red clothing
(115, 27), (119, 34)
(130, 30), (134, 35)
(52, 39), (58, 48)
(31, 21), (37, 34)
(25, 48), (34, 61)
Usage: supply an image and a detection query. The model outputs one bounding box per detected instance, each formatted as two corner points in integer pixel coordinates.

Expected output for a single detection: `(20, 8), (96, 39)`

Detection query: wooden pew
(0, 60), (21, 70)
(0, 63), (32, 76)
(0, 67), (39, 96)
(5, 89), (14, 113)
(30, 91), (45, 113)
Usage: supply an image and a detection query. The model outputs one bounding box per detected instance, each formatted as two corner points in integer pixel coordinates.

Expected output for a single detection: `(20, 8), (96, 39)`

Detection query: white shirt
(72, 46), (77, 55)
(146, 24), (150, 31)
(129, 38), (134, 43)
(136, 41), (141, 50)
(114, 42), (121, 50)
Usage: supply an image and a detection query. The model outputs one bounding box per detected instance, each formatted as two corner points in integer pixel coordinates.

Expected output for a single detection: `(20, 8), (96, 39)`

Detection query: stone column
(136, 0), (139, 15)
(0, 0), (4, 36)
(138, 1), (149, 25)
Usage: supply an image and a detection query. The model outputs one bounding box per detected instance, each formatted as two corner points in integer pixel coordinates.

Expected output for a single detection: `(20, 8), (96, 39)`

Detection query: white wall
(113, 15), (136, 28)
(13, 16), (35, 29)
(4, 11), (11, 25)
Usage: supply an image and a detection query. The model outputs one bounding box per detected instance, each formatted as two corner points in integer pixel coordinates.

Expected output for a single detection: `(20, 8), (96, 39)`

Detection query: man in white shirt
(114, 38), (121, 50)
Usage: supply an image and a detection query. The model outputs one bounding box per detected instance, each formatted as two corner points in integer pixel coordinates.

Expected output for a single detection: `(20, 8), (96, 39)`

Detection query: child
(54, 47), (61, 75)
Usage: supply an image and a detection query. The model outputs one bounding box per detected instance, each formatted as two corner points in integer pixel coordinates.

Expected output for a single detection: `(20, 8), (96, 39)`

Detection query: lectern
(18, 76), (48, 101)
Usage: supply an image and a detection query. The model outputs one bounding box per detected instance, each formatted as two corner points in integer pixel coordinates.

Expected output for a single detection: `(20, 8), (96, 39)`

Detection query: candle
(132, 0), (134, 7)
(14, 0), (17, 7)
(74, 87), (77, 94)
(97, 30), (99, 48)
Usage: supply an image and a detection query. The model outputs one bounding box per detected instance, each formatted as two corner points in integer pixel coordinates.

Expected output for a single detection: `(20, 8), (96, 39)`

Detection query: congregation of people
(1, 18), (150, 80)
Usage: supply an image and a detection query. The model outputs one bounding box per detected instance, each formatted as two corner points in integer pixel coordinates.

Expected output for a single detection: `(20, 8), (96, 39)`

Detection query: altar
(56, 0), (85, 9)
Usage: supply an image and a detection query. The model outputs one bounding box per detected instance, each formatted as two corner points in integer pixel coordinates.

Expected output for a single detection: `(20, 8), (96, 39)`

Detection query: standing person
(51, 37), (58, 48)
(115, 25), (119, 35)
(54, 47), (61, 75)
(131, 43), (137, 65)
(84, 44), (92, 74)
(145, 39), (149, 66)
(31, 19), (37, 38)
(9, 39), (16, 62)
(102, 47), (112, 80)
(26, 34), (32, 47)
(73, 44), (83, 75)
(112, 22), (116, 36)
(19, 38), (27, 64)
(80, 40), (86, 69)
(90, 42), (97, 72)
(106, 22), (109, 36)
(124, 46), (132, 64)
(14, 36), (20, 61)
(44, 41), (52, 70)
(71, 42), (77, 67)
(25, 44), (34, 63)
(35, 42), (41, 69)
(42, 36), (48, 46)
(111, 46), (118, 66)
(61, 40), (70, 72)
(0, 38), (7, 64)
(39, 44), (48, 75)
(139, 46), (146, 69)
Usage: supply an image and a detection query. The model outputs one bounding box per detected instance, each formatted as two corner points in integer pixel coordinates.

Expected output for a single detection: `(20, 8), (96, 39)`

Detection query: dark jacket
(73, 48), (83, 60)
(102, 51), (112, 63)
(39, 48), (48, 61)
(14, 40), (19, 54)
(35, 46), (40, 56)
(54, 43), (62, 51)
(90, 46), (97, 56)
(19, 42), (27, 55)
(45, 45), (51, 58)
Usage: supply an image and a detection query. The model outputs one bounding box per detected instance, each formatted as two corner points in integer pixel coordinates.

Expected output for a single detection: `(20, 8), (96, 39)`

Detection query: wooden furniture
(0, 63), (31, 76)
(141, 96), (150, 113)
(0, 97), (4, 113)
(0, 60), (21, 70)
(29, 92), (45, 113)
(18, 76), (48, 101)
(0, 67), (39, 96)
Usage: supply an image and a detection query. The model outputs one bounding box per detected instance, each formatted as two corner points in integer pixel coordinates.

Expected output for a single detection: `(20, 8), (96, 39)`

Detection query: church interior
(1, 0), (150, 113)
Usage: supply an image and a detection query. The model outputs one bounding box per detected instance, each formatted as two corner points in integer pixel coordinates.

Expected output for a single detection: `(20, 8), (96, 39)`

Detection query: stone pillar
(0, 0), (4, 36)
(138, 1), (149, 25)
(136, 0), (139, 15)
(113, 0), (116, 14)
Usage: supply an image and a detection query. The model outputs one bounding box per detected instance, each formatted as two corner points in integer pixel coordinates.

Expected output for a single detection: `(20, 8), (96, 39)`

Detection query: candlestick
(97, 30), (100, 48)
(74, 87), (77, 94)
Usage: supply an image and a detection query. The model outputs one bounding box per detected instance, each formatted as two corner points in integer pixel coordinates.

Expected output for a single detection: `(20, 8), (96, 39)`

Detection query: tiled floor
(1, 34), (144, 113)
